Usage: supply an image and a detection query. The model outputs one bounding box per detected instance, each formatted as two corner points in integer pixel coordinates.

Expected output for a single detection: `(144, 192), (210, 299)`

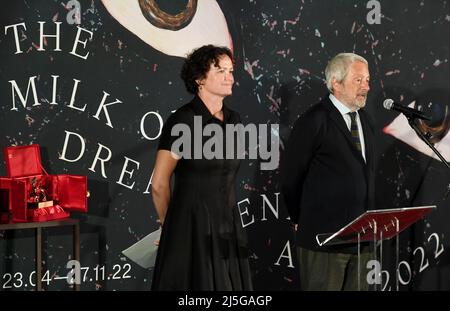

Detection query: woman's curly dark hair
(181, 45), (234, 94)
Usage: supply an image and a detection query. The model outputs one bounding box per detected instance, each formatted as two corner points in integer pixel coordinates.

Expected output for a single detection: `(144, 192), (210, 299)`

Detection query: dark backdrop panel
(1, 0), (449, 290)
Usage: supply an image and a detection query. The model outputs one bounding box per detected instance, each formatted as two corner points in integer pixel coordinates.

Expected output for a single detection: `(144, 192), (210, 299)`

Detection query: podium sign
(316, 206), (436, 246)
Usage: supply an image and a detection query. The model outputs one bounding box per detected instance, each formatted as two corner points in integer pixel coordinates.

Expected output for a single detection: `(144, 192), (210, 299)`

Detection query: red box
(4, 144), (43, 178)
(0, 178), (11, 222)
(0, 144), (87, 223)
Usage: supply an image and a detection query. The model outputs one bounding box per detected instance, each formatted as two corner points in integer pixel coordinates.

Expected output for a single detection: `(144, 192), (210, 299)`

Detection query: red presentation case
(0, 144), (87, 222)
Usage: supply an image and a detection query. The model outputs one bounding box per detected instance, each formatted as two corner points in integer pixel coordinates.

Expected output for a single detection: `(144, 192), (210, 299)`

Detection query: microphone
(383, 99), (431, 121)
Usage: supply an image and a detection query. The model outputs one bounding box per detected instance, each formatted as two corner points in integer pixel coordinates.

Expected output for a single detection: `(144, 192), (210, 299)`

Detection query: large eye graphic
(138, 0), (197, 31)
(383, 90), (450, 162)
(101, 0), (232, 58)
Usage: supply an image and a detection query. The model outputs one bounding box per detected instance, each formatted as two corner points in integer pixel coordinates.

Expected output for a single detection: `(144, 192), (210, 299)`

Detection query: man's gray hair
(325, 53), (368, 93)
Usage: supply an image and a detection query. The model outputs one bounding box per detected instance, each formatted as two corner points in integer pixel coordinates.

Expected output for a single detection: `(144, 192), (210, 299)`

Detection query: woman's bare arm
(151, 150), (178, 225)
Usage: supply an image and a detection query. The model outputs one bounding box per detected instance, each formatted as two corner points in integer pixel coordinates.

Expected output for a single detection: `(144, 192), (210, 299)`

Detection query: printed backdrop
(1, 0), (450, 290)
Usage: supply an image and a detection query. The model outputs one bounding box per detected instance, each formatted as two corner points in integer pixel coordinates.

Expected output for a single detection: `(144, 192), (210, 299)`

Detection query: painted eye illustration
(383, 90), (450, 162)
(101, 0), (233, 58)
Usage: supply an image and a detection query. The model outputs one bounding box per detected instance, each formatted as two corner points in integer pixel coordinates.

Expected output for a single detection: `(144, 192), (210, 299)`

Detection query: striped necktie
(348, 112), (362, 151)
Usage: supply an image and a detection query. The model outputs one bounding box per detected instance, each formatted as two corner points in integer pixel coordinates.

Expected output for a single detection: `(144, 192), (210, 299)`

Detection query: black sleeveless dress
(151, 96), (253, 290)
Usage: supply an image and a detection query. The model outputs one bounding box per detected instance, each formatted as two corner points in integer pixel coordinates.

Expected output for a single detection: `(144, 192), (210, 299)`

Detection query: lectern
(315, 205), (436, 290)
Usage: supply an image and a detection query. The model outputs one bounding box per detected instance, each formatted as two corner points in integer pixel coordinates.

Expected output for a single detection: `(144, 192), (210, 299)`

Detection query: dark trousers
(297, 246), (373, 291)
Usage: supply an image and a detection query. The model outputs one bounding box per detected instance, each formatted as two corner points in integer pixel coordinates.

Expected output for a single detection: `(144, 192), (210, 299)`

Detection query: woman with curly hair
(151, 45), (253, 290)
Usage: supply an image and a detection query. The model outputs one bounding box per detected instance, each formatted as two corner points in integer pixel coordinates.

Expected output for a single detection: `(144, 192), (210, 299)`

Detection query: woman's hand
(154, 219), (164, 247)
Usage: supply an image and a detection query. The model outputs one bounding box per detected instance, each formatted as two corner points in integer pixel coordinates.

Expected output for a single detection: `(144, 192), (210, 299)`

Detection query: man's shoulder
(299, 98), (331, 121)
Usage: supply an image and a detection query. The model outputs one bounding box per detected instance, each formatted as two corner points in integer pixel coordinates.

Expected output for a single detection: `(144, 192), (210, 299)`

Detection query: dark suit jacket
(280, 96), (375, 252)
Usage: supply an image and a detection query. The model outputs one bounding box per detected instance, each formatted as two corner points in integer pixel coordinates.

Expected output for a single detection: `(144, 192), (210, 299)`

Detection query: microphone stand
(407, 117), (450, 198)
(407, 117), (450, 170)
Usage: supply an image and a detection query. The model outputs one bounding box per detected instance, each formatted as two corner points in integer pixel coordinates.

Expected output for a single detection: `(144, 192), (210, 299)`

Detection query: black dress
(151, 96), (253, 290)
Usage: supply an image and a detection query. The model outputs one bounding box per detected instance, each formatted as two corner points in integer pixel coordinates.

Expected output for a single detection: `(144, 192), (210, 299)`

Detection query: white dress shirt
(329, 94), (366, 162)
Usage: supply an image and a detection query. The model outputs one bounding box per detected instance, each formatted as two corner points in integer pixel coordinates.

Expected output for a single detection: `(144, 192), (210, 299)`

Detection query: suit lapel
(359, 110), (373, 168)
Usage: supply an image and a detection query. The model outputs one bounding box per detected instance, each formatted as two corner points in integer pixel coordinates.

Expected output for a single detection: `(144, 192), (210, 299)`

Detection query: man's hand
(291, 223), (299, 232)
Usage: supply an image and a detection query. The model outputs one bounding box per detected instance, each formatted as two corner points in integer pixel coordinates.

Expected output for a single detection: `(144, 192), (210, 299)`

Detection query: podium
(315, 205), (436, 291)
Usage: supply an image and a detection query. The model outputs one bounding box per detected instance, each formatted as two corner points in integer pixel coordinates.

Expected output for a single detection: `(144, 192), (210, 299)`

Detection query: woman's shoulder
(158, 102), (195, 151)
(163, 102), (195, 126)
(224, 105), (241, 123)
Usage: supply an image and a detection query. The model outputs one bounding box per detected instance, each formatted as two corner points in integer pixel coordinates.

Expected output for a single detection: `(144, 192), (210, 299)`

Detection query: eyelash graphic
(383, 96), (450, 163)
(101, 0), (233, 58)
